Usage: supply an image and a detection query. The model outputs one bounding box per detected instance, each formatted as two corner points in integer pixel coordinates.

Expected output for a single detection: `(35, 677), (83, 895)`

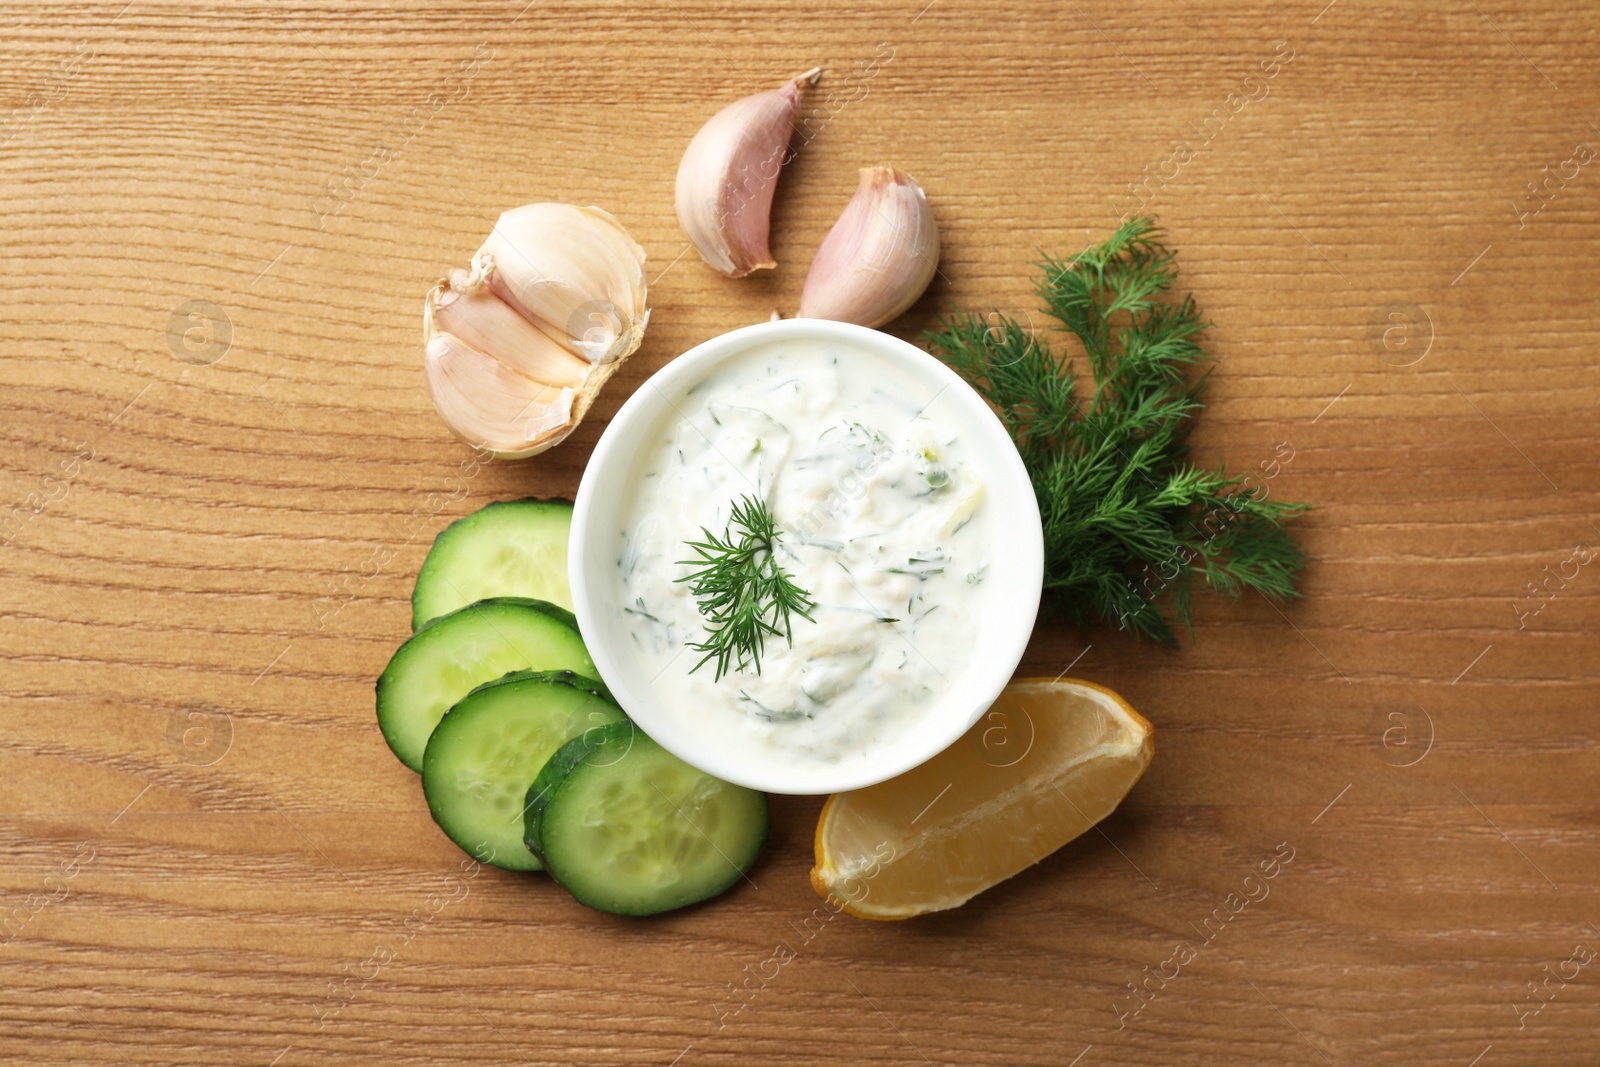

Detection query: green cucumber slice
(375, 597), (595, 772)
(525, 722), (769, 915)
(413, 499), (574, 629)
(422, 670), (625, 871)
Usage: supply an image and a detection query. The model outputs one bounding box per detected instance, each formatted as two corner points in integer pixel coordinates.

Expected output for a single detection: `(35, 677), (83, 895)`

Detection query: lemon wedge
(811, 677), (1153, 919)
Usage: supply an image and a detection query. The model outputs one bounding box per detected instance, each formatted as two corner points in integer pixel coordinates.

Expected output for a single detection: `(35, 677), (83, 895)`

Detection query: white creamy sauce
(615, 340), (993, 770)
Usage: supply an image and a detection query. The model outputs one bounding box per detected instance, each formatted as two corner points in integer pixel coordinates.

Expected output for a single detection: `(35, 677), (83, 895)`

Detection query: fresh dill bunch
(676, 494), (817, 680)
(924, 216), (1309, 645)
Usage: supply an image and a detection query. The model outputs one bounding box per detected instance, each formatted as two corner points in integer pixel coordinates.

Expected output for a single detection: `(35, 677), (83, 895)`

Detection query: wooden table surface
(4, 1), (1598, 1064)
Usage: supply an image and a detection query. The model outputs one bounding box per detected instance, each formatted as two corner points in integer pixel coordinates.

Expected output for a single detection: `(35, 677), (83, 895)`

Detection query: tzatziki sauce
(615, 338), (993, 773)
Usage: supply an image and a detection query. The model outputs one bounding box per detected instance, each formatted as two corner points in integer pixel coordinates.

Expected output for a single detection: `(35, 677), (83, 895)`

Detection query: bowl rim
(569, 318), (1043, 795)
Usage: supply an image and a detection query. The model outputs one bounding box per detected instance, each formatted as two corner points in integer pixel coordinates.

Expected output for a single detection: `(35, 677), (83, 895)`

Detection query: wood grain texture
(2, 0), (1598, 1063)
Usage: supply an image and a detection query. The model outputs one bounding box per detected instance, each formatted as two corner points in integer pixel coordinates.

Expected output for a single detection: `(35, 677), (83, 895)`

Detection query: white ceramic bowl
(569, 319), (1043, 794)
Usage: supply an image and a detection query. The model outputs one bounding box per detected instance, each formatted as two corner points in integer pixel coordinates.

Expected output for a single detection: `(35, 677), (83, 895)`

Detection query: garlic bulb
(798, 167), (939, 329)
(423, 204), (648, 457)
(675, 69), (819, 277)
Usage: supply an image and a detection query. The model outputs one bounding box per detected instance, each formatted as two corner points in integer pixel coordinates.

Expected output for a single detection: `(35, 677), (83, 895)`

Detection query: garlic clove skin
(798, 166), (940, 329)
(422, 201), (647, 459)
(476, 203), (648, 365)
(429, 285), (588, 388)
(675, 71), (818, 278)
(423, 334), (577, 458)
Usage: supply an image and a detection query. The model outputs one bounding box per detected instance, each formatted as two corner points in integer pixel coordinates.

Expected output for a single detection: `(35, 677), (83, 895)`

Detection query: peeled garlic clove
(675, 70), (818, 278)
(798, 167), (940, 329)
(477, 203), (648, 365)
(422, 202), (647, 458)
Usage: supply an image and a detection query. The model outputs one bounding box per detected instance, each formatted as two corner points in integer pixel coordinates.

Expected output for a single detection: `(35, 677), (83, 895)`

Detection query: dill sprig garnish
(676, 495), (817, 680)
(924, 216), (1309, 645)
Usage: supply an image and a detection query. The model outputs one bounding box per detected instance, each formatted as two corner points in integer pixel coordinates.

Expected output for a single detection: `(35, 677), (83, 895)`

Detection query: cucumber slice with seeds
(422, 670), (624, 871)
(413, 499), (573, 630)
(525, 721), (769, 915)
(375, 597), (596, 772)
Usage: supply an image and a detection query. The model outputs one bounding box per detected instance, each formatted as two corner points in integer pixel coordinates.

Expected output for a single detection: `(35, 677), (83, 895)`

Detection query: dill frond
(676, 495), (817, 679)
(925, 217), (1309, 645)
